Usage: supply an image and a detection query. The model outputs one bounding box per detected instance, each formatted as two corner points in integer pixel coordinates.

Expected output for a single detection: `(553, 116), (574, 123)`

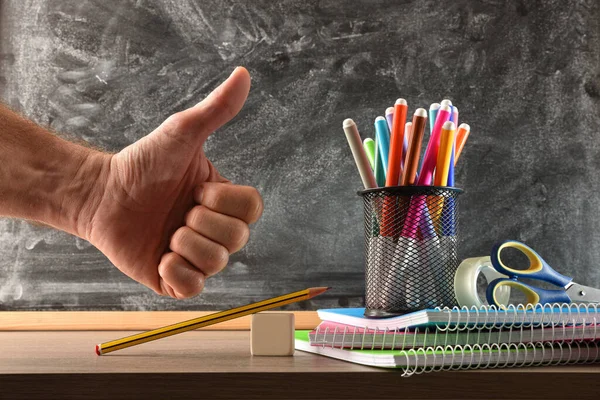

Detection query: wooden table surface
(1, 331), (600, 399)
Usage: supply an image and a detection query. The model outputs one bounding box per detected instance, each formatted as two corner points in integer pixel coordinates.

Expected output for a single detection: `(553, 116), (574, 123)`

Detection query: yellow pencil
(96, 287), (330, 355)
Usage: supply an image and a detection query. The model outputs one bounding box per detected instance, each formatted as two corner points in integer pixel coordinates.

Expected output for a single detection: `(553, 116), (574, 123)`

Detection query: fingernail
(230, 66), (240, 77)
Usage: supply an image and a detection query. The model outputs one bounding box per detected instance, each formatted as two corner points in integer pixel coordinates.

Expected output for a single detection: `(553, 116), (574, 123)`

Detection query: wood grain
(1, 331), (599, 399)
(0, 311), (320, 330)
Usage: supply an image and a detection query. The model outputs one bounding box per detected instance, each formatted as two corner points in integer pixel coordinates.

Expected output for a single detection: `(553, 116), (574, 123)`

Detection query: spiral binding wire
(309, 303), (600, 376)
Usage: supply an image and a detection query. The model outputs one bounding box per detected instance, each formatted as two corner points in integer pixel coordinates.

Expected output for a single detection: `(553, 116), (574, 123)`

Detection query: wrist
(55, 145), (111, 240)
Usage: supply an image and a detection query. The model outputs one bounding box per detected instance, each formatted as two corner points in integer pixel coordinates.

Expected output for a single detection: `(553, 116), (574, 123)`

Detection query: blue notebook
(317, 305), (600, 330)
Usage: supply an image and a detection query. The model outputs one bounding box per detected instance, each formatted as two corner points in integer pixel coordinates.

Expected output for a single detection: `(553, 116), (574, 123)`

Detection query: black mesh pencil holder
(358, 186), (463, 318)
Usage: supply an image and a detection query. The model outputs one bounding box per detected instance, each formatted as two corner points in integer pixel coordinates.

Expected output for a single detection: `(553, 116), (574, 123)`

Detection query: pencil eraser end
(95, 344), (101, 356)
(343, 118), (355, 128)
(414, 108), (427, 117)
(459, 123), (470, 131)
(395, 98), (407, 106)
(251, 313), (295, 356)
(385, 107), (394, 115)
(442, 121), (456, 130)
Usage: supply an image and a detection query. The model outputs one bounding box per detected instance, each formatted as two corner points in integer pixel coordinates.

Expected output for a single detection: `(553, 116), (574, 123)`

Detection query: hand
(82, 67), (263, 298)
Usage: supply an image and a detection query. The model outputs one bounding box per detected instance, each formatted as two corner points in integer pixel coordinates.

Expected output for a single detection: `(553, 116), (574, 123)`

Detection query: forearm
(0, 104), (109, 238)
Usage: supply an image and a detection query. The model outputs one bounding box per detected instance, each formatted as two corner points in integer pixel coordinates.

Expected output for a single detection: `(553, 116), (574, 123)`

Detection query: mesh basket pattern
(359, 186), (462, 318)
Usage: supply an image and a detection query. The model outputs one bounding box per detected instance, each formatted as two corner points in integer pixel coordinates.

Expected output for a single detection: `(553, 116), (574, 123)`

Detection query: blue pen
(429, 103), (440, 136)
(374, 116), (390, 178)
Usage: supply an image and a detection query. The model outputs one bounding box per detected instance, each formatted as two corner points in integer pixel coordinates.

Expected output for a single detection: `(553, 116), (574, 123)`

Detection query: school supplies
(362, 138), (376, 170)
(296, 304), (600, 374)
(315, 305), (600, 330)
(308, 320), (600, 349)
(454, 256), (511, 308)
(416, 104), (451, 186)
(454, 123), (471, 165)
(434, 121), (456, 186)
(96, 287), (329, 355)
(374, 135), (386, 187)
(385, 107), (394, 132)
(374, 116), (390, 177)
(401, 109), (427, 186)
(486, 240), (600, 307)
(428, 103), (440, 136)
(295, 331), (600, 373)
(387, 98), (408, 186)
(343, 119), (377, 189)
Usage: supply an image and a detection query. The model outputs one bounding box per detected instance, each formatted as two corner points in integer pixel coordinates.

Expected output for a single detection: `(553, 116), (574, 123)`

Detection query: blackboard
(1, 0), (600, 311)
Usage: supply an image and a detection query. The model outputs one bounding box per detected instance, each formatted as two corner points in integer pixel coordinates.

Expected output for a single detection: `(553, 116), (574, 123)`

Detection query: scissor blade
(566, 283), (600, 303)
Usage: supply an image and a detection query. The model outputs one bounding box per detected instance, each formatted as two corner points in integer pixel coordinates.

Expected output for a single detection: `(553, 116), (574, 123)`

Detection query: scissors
(486, 240), (600, 307)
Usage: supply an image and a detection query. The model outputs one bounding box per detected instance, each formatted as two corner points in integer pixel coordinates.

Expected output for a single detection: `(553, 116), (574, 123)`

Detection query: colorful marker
(434, 121), (456, 186)
(402, 121), (412, 167)
(448, 106), (458, 187)
(385, 107), (394, 133)
(454, 123), (471, 165)
(401, 109), (427, 186)
(363, 138), (376, 171)
(374, 116), (390, 178)
(416, 104), (451, 186)
(428, 103), (440, 136)
(387, 99), (408, 186)
(374, 135), (385, 187)
(343, 119), (377, 189)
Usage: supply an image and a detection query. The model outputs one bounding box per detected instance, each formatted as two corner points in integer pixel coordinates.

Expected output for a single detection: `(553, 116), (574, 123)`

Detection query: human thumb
(154, 67), (251, 148)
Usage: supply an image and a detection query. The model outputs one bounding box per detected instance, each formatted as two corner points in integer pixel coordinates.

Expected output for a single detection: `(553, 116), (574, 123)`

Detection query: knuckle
(227, 221), (250, 252)
(186, 206), (207, 230)
(175, 277), (205, 299)
(170, 226), (191, 252)
(244, 187), (264, 222)
(204, 245), (229, 275)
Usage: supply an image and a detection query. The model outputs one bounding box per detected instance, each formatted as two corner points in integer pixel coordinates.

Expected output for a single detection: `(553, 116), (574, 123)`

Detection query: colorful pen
(385, 107), (394, 133)
(447, 106), (458, 187)
(428, 103), (440, 136)
(387, 98), (408, 186)
(374, 135), (385, 187)
(363, 138), (376, 171)
(401, 109), (427, 186)
(343, 119), (377, 189)
(454, 123), (471, 165)
(416, 104), (451, 186)
(434, 121), (456, 186)
(374, 116), (390, 178)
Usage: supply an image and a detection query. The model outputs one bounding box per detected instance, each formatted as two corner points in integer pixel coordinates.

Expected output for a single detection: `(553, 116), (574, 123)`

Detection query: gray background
(0, 0), (599, 311)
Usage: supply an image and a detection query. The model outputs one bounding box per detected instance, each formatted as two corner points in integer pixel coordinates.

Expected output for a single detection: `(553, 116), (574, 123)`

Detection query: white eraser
(251, 312), (295, 356)
(395, 98), (407, 105)
(385, 107), (394, 115)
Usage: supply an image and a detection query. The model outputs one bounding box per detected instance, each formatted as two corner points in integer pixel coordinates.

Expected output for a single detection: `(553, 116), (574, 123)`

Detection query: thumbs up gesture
(83, 67), (263, 298)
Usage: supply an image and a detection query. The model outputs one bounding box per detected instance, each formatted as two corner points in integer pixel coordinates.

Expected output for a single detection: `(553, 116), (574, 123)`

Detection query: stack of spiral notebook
(295, 305), (600, 376)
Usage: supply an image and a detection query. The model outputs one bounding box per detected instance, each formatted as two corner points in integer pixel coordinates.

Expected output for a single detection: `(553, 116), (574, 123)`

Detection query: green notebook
(295, 330), (600, 372)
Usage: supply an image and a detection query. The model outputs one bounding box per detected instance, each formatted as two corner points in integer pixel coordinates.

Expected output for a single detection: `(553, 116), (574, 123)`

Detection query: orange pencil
(401, 109), (427, 186)
(454, 123), (471, 165)
(386, 98), (408, 186)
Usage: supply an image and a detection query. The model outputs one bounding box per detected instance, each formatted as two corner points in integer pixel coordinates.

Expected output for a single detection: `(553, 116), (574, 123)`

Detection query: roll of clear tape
(454, 256), (511, 308)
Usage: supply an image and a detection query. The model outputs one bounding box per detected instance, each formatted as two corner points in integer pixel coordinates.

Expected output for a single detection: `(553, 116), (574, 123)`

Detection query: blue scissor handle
(486, 278), (572, 307)
(490, 240), (572, 288)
